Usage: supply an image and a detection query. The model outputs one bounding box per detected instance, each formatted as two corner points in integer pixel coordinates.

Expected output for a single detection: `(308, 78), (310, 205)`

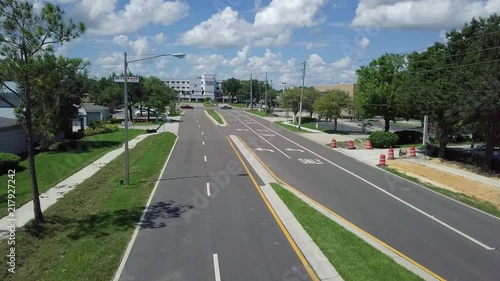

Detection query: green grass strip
(270, 183), (422, 281)
(206, 109), (224, 124)
(383, 167), (500, 218)
(273, 121), (309, 133)
(0, 132), (177, 281)
(0, 129), (145, 218)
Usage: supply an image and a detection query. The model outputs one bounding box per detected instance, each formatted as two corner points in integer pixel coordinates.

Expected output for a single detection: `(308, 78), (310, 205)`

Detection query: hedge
(0, 152), (21, 175)
(369, 131), (399, 148)
(85, 124), (119, 136)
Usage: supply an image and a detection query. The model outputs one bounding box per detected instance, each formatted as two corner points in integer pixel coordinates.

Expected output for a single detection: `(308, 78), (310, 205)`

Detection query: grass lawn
(271, 183), (423, 281)
(247, 110), (267, 117)
(383, 167), (500, 218)
(206, 109), (224, 124)
(0, 132), (177, 281)
(132, 121), (164, 126)
(273, 121), (309, 133)
(0, 129), (144, 218)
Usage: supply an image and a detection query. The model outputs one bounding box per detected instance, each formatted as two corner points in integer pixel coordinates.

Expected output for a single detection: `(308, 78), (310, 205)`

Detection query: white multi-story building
(163, 74), (224, 102)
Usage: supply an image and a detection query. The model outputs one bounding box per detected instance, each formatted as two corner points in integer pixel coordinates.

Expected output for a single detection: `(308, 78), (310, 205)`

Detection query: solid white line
(230, 113), (290, 159)
(113, 136), (180, 281)
(196, 120), (198, 123)
(204, 155), (207, 162)
(202, 131), (204, 135)
(207, 182), (211, 196)
(202, 141), (205, 146)
(213, 254), (221, 281)
(243, 115), (496, 251)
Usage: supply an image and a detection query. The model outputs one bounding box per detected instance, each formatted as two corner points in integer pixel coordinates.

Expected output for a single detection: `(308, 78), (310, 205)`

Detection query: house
(0, 117), (26, 154)
(81, 103), (111, 125)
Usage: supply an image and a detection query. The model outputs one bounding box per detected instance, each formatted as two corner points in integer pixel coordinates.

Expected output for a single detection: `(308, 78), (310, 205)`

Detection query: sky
(33, 0), (500, 87)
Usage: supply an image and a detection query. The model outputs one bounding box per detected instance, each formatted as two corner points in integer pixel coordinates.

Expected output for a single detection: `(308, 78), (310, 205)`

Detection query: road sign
(114, 76), (140, 83)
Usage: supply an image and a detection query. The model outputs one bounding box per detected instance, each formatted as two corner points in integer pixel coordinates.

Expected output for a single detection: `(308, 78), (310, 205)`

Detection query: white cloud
(304, 42), (330, 50)
(180, 0), (328, 48)
(352, 0), (500, 29)
(73, 0), (189, 35)
(112, 35), (150, 55)
(154, 33), (166, 44)
(359, 36), (370, 49)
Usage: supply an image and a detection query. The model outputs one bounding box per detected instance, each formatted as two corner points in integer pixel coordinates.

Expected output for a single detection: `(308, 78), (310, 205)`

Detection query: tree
(143, 76), (174, 121)
(88, 75), (122, 111)
(302, 87), (320, 118)
(221, 77), (241, 103)
(355, 53), (405, 131)
(452, 14), (500, 170)
(0, 0), (85, 224)
(281, 88), (302, 118)
(313, 90), (352, 131)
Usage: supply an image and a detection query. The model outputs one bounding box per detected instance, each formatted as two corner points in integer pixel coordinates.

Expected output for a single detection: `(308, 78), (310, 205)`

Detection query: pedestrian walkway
(0, 122), (179, 239)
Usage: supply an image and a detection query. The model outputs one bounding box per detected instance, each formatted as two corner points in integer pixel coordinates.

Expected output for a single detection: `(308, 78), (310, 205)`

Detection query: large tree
(302, 87), (320, 118)
(313, 90), (352, 131)
(0, 0), (85, 224)
(281, 88), (302, 119)
(221, 77), (241, 103)
(355, 53), (405, 131)
(143, 76), (174, 121)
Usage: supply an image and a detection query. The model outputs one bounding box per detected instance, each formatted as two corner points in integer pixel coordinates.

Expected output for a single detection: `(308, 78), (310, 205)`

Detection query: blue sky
(38, 0), (500, 86)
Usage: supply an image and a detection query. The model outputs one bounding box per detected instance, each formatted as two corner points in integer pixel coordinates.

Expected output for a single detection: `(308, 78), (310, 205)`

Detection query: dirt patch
(428, 158), (500, 180)
(387, 159), (500, 209)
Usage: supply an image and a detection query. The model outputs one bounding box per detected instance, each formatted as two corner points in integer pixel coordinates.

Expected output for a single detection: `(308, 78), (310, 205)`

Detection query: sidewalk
(0, 122), (179, 239)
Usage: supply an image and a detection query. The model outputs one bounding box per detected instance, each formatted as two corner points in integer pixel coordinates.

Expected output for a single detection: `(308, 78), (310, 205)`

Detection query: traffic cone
(378, 154), (386, 166)
(409, 146), (416, 157)
(348, 140), (355, 150)
(331, 138), (337, 148)
(365, 140), (372, 150)
(388, 147), (395, 160)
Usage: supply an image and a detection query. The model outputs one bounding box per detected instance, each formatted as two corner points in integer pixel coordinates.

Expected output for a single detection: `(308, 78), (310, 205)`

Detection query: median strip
(205, 109), (227, 126)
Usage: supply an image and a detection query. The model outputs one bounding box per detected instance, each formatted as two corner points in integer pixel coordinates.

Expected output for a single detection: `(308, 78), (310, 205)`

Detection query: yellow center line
(226, 136), (320, 281)
(236, 135), (446, 281)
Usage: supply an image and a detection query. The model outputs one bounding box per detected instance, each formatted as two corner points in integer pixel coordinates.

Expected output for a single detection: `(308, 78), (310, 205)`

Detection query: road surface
(217, 109), (500, 281)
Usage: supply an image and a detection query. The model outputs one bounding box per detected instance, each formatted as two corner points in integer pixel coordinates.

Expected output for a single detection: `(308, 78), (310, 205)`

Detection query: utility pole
(270, 79), (273, 109)
(123, 52), (130, 184)
(250, 73), (253, 110)
(298, 61), (306, 129)
(265, 72), (268, 115)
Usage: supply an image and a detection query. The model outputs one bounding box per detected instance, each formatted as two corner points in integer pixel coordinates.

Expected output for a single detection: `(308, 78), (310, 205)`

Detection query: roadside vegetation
(273, 121), (309, 133)
(0, 129), (144, 218)
(271, 183), (422, 281)
(382, 167), (500, 218)
(206, 109), (224, 124)
(0, 132), (177, 281)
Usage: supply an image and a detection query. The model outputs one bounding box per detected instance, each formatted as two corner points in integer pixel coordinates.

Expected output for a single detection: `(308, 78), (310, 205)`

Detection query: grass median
(0, 132), (177, 281)
(206, 109), (224, 124)
(271, 183), (422, 281)
(0, 129), (144, 218)
(383, 167), (500, 218)
(273, 121), (309, 132)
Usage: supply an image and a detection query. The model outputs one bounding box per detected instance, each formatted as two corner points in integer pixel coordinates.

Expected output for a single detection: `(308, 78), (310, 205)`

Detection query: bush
(0, 152), (21, 174)
(85, 123), (118, 136)
(369, 131), (399, 148)
(88, 119), (104, 129)
(107, 117), (121, 124)
(294, 116), (317, 123)
(394, 130), (423, 145)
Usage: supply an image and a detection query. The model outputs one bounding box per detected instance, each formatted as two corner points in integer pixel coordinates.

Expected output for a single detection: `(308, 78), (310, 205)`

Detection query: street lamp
(123, 52), (185, 185)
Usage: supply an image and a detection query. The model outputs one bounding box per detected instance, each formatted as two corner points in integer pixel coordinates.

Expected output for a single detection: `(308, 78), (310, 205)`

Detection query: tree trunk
(309, 111), (313, 118)
(333, 118), (338, 131)
(25, 90), (44, 224)
(384, 116), (390, 132)
(438, 134), (449, 159)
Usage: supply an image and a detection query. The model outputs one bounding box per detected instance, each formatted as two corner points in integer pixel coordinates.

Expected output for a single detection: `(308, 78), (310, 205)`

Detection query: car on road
(180, 104), (193, 109)
(220, 105), (232, 109)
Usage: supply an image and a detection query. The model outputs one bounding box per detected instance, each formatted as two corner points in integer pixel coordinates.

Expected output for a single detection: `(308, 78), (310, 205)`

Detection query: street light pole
(123, 52), (129, 184)
(122, 52), (185, 185)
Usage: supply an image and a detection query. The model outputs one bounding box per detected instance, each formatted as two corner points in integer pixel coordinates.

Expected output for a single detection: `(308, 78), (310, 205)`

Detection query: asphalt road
(117, 109), (314, 281)
(218, 109), (500, 281)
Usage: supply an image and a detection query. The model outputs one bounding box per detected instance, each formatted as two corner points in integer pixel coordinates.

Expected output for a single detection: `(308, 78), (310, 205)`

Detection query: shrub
(0, 152), (21, 174)
(88, 119), (103, 129)
(394, 130), (423, 145)
(85, 124), (118, 136)
(294, 116), (317, 123)
(107, 117), (121, 124)
(369, 131), (399, 148)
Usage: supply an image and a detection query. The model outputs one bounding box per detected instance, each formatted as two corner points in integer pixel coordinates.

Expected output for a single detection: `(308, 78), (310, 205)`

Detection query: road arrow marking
(285, 148), (304, 152)
(237, 129), (249, 131)
(255, 148), (274, 152)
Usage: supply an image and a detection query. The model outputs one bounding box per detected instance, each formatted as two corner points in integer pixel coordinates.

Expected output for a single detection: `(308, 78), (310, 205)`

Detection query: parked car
(180, 104), (193, 109)
(135, 109), (156, 117)
(220, 105), (232, 109)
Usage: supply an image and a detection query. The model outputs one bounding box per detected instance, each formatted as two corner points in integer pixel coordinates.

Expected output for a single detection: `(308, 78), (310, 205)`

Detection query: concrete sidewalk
(0, 122), (179, 239)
